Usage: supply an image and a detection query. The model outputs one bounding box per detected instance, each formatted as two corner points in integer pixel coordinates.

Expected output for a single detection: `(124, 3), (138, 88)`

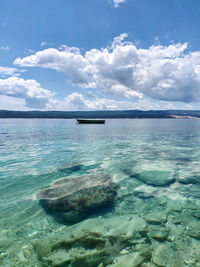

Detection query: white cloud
(0, 46), (10, 51)
(47, 92), (161, 111)
(0, 95), (27, 110)
(14, 33), (200, 103)
(0, 66), (24, 77)
(0, 77), (54, 108)
(86, 91), (96, 98)
(184, 103), (193, 109)
(112, 0), (127, 8)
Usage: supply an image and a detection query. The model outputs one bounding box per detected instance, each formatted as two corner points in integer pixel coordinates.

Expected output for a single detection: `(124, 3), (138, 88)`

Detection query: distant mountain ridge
(1, 110), (200, 119)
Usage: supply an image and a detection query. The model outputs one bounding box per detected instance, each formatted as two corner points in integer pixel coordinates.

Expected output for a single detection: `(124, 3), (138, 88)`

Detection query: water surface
(1, 119), (200, 266)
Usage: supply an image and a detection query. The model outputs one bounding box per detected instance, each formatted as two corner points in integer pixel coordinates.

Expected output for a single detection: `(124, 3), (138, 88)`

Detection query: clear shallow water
(1, 119), (200, 266)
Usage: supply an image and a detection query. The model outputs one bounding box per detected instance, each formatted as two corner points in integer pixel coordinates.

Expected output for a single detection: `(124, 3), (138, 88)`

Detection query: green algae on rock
(33, 215), (148, 267)
(36, 172), (117, 223)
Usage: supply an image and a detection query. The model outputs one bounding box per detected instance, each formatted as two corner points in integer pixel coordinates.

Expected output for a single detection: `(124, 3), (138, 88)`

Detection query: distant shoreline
(1, 110), (200, 119)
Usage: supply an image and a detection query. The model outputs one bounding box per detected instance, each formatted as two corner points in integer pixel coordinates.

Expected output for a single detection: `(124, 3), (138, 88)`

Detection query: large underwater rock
(32, 215), (148, 267)
(133, 170), (175, 187)
(36, 171), (117, 223)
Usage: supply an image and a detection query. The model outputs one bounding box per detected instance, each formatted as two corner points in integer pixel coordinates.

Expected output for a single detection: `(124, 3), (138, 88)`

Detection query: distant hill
(0, 110), (200, 119)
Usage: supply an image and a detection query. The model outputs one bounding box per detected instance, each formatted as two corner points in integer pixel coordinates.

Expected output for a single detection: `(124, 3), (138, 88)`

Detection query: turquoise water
(1, 119), (200, 266)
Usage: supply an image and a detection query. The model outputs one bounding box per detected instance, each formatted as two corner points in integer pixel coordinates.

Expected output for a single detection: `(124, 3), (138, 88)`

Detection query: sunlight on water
(1, 119), (200, 266)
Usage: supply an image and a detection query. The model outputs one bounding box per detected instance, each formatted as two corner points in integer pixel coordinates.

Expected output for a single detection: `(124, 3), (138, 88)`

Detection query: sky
(1, 0), (200, 111)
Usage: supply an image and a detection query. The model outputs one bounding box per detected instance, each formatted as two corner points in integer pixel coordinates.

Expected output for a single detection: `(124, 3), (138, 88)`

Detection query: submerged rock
(187, 185), (200, 199)
(187, 221), (200, 240)
(144, 212), (167, 225)
(134, 171), (176, 187)
(148, 225), (170, 241)
(178, 174), (200, 185)
(152, 243), (183, 267)
(133, 185), (158, 198)
(0, 230), (12, 251)
(191, 210), (200, 219)
(37, 172), (117, 223)
(33, 215), (148, 267)
(111, 247), (151, 267)
(176, 166), (200, 185)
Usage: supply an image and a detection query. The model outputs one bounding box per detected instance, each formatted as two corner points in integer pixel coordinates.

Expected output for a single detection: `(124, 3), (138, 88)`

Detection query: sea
(1, 118), (200, 266)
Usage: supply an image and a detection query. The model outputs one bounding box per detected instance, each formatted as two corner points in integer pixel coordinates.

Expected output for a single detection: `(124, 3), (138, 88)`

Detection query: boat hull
(76, 119), (105, 124)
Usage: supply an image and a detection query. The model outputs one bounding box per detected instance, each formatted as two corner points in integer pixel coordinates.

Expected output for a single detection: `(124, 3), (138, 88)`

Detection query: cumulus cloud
(0, 77), (54, 108)
(14, 33), (200, 103)
(112, 0), (127, 8)
(47, 92), (161, 111)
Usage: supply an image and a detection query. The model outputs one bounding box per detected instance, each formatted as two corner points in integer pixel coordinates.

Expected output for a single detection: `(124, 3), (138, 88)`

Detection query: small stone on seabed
(152, 243), (183, 267)
(144, 212), (167, 225)
(110, 247), (151, 267)
(148, 226), (170, 241)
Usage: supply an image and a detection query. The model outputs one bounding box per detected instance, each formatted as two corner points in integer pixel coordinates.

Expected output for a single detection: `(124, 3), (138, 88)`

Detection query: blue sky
(1, 0), (200, 110)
